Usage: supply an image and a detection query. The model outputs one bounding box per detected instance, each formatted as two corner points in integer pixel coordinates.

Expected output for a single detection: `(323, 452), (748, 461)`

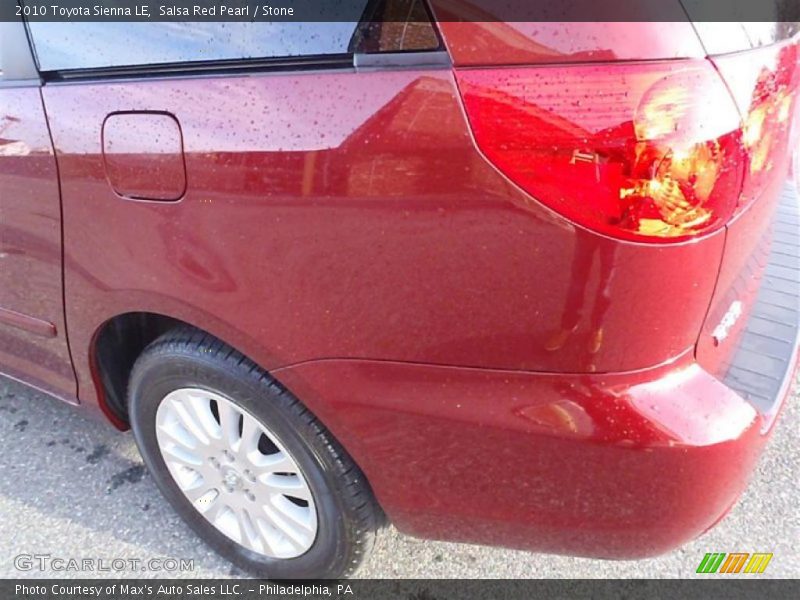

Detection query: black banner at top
(1, 0), (800, 22)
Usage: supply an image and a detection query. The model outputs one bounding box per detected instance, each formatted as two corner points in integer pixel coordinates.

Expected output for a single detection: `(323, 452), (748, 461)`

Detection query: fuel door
(102, 111), (186, 201)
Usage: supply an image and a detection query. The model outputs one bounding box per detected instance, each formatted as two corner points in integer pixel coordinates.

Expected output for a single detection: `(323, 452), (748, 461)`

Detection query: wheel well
(92, 311), (390, 527)
(93, 312), (185, 425)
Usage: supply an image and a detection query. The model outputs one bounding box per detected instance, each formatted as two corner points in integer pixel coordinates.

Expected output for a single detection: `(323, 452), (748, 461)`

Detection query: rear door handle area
(102, 111), (186, 201)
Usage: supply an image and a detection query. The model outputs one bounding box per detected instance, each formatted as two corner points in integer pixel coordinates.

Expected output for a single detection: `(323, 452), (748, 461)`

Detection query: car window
(26, 0), (441, 72)
(27, 22), (364, 71)
(0, 21), (38, 81)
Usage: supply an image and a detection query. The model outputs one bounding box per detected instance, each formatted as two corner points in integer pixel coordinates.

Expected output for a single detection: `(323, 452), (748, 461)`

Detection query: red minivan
(1, 1), (798, 579)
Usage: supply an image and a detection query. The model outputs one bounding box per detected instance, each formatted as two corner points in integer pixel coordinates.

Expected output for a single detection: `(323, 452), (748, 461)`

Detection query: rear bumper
(275, 347), (796, 558)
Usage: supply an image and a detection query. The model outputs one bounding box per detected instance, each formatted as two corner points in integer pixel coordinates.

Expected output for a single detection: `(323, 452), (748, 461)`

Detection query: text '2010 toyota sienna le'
(1, 0), (799, 579)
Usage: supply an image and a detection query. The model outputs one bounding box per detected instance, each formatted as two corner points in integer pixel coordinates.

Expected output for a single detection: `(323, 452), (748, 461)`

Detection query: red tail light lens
(456, 61), (745, 242)
(714, 40), (800, 209)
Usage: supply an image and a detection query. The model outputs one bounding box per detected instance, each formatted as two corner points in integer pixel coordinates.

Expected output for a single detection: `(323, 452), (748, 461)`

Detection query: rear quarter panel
(42, 68), (722, 417)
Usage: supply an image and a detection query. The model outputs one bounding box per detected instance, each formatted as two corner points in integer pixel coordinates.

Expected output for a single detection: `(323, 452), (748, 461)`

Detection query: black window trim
(38, 53), (358, 83)
(35, 49), (450, 84)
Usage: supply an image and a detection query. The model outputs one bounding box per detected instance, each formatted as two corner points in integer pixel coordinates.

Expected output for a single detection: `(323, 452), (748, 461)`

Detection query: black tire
(127, 327), (381, 579)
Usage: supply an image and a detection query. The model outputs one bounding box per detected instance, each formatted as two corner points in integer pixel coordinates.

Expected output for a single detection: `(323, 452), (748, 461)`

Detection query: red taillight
(456, 60), (746, 242)
(714, 40), (800, 209)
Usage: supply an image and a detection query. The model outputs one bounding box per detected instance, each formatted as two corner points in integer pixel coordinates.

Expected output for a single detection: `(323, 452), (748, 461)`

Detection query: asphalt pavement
(0, 373), (797, 579)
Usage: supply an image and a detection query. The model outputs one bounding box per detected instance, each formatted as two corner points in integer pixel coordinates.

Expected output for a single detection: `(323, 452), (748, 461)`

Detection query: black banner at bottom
(4, 579), (798, 600)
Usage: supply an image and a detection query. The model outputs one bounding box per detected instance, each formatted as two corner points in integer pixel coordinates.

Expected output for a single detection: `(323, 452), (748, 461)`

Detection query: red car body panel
(0, 87), (76, 399)
(1, 16), (798, 560)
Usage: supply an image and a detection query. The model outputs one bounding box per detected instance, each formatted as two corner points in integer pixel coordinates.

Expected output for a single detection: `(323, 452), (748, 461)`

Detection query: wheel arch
(89, 310), (283, 430)
(88, 310), (388, 528)
(90, 311), (188, 428)
(87, 302), (288, 430)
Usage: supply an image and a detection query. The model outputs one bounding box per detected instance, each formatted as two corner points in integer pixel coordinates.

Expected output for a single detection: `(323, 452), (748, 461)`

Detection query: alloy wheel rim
(155, 388), (317, 558)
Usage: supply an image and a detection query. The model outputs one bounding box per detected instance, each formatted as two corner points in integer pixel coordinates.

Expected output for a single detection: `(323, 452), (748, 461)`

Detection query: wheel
(127, 327), (381, 579)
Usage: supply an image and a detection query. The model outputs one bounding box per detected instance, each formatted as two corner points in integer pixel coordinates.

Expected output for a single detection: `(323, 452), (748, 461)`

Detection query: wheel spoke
(236, 508), (263, 552)
(238, 414), (261, 455)
(216, 400), (241, 448)
(202, 496), (228, 525)
(263, 501), (314, 547)
(170, 398), (212, 446)
(160, 440), (205, 467)
(183, 391), (222, 442)
(184, 480), (216, 503)
(157, 422), (198, 451)
(254, 451), (296, 474)
(254, 517), (282, 556)
(272, 495), (315, 532)
(261, 474), (311, 501)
